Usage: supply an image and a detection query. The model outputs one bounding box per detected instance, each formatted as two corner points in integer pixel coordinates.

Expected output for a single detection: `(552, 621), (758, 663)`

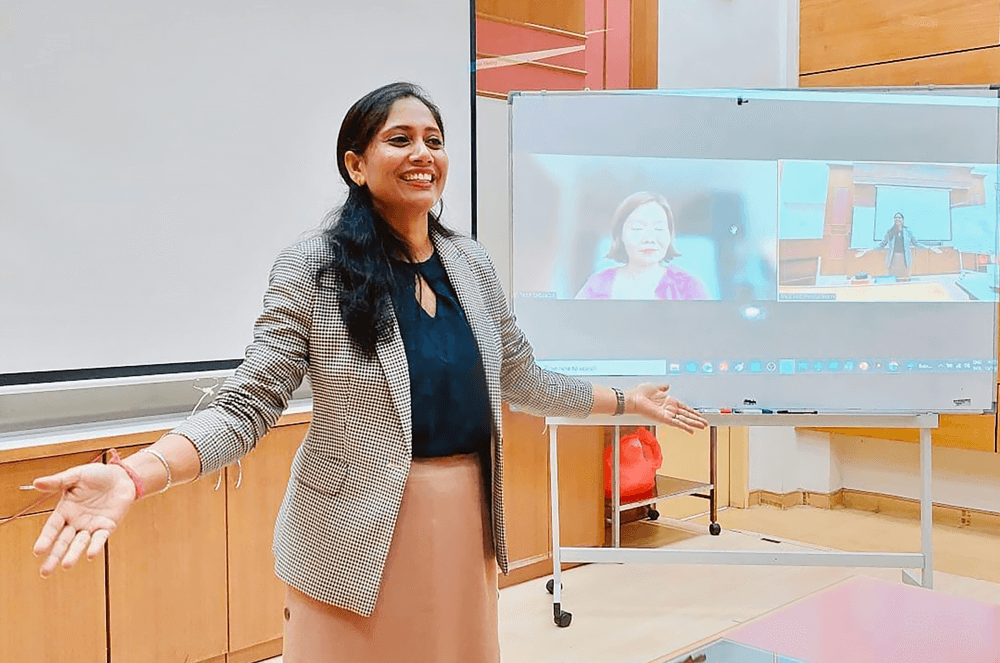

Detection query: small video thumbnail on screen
(777, 161), (1000, 302)
(512, 154), (779, 302)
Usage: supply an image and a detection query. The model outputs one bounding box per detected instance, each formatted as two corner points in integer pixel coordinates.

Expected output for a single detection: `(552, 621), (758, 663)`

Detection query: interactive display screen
(510, 89), (1000, 412)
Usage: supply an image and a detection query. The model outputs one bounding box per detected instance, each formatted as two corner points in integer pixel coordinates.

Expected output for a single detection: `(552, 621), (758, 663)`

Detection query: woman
(28, 83), (708, 663)
(576, 192), (709, 300)
(856, 211), (941, 279)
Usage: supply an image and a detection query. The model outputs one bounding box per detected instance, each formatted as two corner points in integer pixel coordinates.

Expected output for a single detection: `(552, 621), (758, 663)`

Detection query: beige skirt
(889, 252), (911, 280)
(281, 453), (500, 663)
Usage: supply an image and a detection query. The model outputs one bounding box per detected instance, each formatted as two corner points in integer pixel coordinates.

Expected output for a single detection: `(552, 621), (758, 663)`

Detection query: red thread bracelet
(107, 448), (145, 500)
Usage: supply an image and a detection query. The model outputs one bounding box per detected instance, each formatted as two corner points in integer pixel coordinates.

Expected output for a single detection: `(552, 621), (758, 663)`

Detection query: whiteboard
(0, 0), (472, 387)
(510, 89), (1000, 414)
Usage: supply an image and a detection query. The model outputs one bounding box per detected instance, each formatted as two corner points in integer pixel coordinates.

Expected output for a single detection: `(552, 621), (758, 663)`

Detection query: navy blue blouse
(389, 252), (492, 459)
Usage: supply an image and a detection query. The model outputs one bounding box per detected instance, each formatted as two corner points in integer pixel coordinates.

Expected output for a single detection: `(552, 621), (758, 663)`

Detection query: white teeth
(403, 173), (432, 182)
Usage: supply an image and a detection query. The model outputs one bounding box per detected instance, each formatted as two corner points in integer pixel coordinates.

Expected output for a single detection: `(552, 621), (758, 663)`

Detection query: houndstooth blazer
(171, 230), (594, 617)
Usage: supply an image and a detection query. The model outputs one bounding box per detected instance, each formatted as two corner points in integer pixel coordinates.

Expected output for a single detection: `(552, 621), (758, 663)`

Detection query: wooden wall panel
(630, 0), (658, 89)
(0, 450), (102, 520)
(0, 512), (107, 663)
(500, 405), (604, 571)
(800, 0), (1000, 74)
(108, 447), (229, 663)
(810, 413), (997, 452)
(801, 45), (1000, 87)
(227, 425), (303, 653)
(477, 0), (586, 36)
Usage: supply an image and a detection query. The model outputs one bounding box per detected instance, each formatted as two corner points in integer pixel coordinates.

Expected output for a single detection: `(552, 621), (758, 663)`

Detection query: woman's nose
(410, 139), (432, 162)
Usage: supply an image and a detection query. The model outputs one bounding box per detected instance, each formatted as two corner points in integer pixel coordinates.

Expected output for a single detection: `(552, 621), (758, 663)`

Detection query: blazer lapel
(375, 308), (413, 449)
(434, 233), (503, 434)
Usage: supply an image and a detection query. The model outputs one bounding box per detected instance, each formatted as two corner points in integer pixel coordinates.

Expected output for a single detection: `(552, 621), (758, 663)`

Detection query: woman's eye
(388, 136), (409, 145)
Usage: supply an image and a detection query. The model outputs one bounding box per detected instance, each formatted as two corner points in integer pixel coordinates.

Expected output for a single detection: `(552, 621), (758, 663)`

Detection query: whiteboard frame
(507, 86), (1000, 416)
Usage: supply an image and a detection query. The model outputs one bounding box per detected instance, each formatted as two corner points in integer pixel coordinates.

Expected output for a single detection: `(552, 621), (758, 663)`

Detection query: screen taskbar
(537, 358), (999, 377)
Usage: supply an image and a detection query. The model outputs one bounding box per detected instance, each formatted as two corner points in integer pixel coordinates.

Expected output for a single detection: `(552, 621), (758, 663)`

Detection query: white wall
(749, 427), (839, 494)
(749, 428), (1000, 514)
(833, 434), (1000, 513)
(474, 96), (512, 295)
(659, 0), (799, 89)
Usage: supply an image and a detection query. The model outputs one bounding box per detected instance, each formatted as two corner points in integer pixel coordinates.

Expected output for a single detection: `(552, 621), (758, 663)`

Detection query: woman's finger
(32, 467), (82, 494)
(87, 530), (111, 560)
(62, 530), (92, 569)
(41, 525), (77, 577)
(668, 417), (695, 433)
(683, 409), (709, 427)
(32, 510), (66, 557)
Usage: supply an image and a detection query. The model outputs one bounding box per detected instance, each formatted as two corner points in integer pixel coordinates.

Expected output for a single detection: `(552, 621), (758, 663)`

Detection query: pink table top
(725, 576), (1000, 663)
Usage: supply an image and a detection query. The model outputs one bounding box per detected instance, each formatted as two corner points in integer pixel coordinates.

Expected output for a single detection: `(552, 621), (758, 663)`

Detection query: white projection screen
(510, 89), (1000, 414)
(0, 0), (473, 389)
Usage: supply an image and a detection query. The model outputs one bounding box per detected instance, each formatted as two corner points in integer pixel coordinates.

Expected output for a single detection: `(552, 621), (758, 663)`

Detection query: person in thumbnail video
(856, 211), (941, 279)
(575, 192), (709, 300)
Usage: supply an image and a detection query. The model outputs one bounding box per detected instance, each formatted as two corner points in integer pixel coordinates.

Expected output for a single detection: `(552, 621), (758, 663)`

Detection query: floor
(263, 505), (1000, 663)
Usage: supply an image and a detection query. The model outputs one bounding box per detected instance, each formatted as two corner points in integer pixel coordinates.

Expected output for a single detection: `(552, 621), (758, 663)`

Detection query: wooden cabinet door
(0, 511), (106, 663)
(499, 405), (604, 586)
(107, 447), (228, 663)
(226, 424), (304, 653)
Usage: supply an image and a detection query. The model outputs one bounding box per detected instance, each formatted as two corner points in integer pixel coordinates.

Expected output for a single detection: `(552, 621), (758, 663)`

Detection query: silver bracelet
(138, 448), (173, 494)
(612, 387), (626, 416)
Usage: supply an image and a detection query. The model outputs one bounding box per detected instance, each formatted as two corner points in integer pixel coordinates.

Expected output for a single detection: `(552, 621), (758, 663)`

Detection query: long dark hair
(319, 82), (454, 355)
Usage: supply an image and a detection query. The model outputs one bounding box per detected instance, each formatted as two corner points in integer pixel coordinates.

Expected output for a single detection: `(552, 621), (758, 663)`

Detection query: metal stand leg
(920, 426), (934, 589)
(612, 425), (621, 549)
(709, 426), (721, 536)
(549, 424), (572, 627)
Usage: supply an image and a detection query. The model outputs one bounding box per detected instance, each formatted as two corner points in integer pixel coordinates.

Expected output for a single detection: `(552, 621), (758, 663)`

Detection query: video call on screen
(514, 155), (999, 306)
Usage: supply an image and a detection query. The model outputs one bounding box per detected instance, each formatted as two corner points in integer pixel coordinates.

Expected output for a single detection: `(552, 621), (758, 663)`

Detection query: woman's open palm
(628, 383), (709, 433)
(32, 463), (136, 577)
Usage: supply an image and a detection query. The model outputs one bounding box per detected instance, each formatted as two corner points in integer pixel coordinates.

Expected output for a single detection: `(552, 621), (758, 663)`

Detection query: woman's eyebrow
(381, 124), (442, 134)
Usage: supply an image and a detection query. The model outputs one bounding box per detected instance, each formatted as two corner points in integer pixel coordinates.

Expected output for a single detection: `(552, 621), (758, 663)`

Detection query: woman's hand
(625, 383), (709, 433)
(31, 463), (137, 577)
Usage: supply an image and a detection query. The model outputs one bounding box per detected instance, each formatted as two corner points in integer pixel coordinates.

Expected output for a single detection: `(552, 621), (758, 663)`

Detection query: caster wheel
(545, 579), (563, 594)
(709, 522), (722, 536)
(555, 611), (573, 628)
(647, 508), (660, 521)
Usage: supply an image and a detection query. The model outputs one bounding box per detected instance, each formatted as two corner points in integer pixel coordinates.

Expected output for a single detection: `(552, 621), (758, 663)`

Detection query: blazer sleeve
(170, 244), (314, 476)
(470, 242), (594, 418)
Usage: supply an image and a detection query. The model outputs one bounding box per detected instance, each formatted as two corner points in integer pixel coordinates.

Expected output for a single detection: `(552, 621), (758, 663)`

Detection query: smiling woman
(26, 83), (707, 663)
(576, 191), (710, 300)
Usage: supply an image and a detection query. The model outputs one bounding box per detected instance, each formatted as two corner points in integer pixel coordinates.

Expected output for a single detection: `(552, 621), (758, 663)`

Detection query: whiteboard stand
(544, 413), (939, 628)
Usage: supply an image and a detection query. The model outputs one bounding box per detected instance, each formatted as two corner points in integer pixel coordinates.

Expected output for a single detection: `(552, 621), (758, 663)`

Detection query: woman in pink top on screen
(576, 192), (710, 300)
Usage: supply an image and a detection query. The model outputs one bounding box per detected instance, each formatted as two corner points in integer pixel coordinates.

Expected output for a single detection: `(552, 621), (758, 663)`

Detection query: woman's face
(621, 202), (672, 267)
(347, 97), (448, 220)
(894, 214), (904, 228)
